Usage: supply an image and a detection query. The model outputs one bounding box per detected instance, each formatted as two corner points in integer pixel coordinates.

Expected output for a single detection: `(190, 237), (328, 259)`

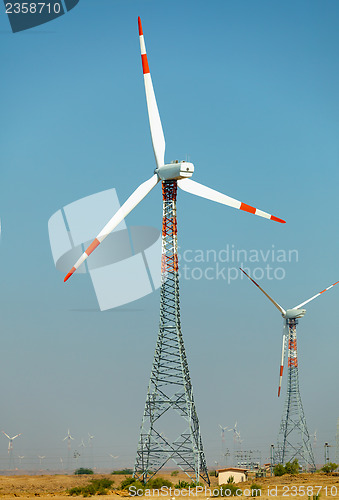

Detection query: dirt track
(0, 472), (338, 499)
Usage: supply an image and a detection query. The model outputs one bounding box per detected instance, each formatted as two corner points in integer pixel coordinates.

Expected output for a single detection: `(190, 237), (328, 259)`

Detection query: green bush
(214, 484), (242, 497)
(148, 477), (173, 489)
(175, 480), (190, 489)
(175, 480), (201, 489)
(250, 483), (262, 497)
(321, 462), (338, 473)
(120, 477), (140, 490)
(285, 459), (300, 475)
(111, 468), (133, 475)
(273, 463), (286, 476)
(273, 460), (299, 476)
(74, 468), (94, 475)
(68, 478), (114, 497)
(171, 470), (179, 477)
(227, 476), (235, 484)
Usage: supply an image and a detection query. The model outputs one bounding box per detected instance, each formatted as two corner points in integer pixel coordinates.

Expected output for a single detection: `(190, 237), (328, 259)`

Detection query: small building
(217, 467), (248, 484)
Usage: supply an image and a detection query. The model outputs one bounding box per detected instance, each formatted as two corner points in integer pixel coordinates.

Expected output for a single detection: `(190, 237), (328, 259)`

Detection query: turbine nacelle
(155, 161), (194, 181)
(283, 308), (306, 319)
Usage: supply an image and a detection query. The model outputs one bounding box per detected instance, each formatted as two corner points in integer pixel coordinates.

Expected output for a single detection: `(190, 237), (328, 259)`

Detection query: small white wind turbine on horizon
(109, 454), (119, 467)
(219, 425), (228, 442)
(63, 17), (285, 283)
(63, 429), (74, 451)
(228, 422), (243, 444)
(88, 433), (95, 469)
(240, 268), (339, 397)
(2, 431), (22, 453)
(38, 455), (46, 466)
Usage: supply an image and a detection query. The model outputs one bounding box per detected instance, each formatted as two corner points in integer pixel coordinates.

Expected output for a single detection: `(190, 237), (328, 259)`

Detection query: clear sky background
(0, 0), (339, 471)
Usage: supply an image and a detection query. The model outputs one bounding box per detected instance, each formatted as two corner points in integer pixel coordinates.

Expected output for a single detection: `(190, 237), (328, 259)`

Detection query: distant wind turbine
(88, 433), (95, 469)
(2, 431), (22, 469)
(63, 429), (74, 470)
(2, 431), (22, 453)
(63, 429), (74, 450)
(219, 425), (228, 442)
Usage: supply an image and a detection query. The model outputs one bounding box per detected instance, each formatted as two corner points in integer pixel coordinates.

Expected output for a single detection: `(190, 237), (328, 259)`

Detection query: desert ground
(0, 472), (338, 500)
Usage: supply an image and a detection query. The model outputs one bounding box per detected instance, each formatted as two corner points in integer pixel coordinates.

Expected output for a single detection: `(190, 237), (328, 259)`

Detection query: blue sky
(0, 0), (338, 470)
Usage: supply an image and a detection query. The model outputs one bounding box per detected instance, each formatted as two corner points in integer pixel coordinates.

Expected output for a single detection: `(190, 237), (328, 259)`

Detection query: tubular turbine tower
(64, 18), (285, 484)
(240, 268), (339, 470)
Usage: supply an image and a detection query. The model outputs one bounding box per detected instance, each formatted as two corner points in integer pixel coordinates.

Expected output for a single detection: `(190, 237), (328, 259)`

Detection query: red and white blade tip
(239, 203), (285, 223)
(64, 268), (75, 282)
(64, 238), (101, 282)
(138, 16), (143, 35)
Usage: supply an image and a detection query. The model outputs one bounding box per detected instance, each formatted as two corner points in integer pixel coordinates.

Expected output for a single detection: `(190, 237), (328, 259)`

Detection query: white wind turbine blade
(2, 432), (10, 440)
(64, 174), (159, 281)
(177, 179), (285, 224)
(278, 325), (287, 397)
(12, 434), (21, 440)
(293, 280), (339, 309)
(138, 17), (165, 168)
(240, 268), (287, 316)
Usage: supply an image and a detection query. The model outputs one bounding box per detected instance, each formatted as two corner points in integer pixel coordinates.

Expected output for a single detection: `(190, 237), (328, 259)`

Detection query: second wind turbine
(240, 268), (339, 469)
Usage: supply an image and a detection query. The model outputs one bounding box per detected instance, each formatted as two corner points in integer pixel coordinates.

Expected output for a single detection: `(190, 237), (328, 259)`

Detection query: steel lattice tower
(133, 181), (210, 485)
(275, 318), (315, 470)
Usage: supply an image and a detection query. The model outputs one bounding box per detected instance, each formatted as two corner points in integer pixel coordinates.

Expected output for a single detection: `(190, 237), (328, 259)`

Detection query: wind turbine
(109, 454), (119, 469)
(219, 425), (229, 466)
(63, 429), (74, 450)
(227, 422), (239, 442)
(88, 433), (94, 470)
(63, 429), (74, 470)
(79, 438), (86, 467)
(63, 18), (285, 283)
(240, 268), (339, 468)
(2, 432), (21, 469)
(219, 425), (228, 442)
(38, 455), (46, 467)
(62, 17), (285, 484)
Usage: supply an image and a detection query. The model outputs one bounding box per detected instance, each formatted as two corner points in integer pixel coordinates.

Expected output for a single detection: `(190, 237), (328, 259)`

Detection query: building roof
(216, 467), (249, 473)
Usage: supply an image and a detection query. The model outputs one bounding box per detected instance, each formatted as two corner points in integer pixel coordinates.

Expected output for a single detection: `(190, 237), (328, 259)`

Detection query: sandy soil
(0, 472), (338, 499)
